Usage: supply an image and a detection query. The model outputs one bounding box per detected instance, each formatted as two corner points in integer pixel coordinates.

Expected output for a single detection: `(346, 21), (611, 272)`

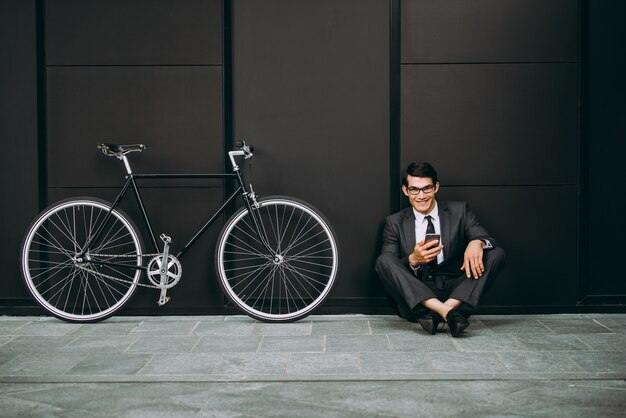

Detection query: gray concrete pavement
(0, 313), (625, 417)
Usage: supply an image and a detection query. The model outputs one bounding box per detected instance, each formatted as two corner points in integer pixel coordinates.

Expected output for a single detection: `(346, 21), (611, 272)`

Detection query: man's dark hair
(402, 162), (438, 187)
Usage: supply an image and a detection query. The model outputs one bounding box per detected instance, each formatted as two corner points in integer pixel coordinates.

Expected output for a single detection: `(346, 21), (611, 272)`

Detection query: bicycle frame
(80, 151), (274, 272)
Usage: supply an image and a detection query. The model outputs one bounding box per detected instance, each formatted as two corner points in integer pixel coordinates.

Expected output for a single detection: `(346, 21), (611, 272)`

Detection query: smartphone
(424, 233), (440, 245)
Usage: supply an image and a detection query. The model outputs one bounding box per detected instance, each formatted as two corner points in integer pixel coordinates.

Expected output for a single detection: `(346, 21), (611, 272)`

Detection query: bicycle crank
(147, 234), (183, 305)
(147, 254), (182, 288)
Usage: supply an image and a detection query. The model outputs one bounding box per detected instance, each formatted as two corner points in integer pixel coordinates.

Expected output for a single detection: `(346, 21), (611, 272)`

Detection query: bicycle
(21, 142), (339, 323)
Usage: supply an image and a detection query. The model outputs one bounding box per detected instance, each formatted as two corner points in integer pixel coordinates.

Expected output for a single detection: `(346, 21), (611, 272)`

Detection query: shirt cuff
(410, 264), (421, 275)
(482, 239), (493, 249)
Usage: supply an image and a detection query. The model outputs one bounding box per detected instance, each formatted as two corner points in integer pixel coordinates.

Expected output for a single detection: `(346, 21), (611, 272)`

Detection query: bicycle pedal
(157, 292), (171, 306)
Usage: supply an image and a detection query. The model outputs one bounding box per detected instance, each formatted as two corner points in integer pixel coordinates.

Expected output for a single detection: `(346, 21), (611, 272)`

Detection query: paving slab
(126, 336), (200, 353)
(497, 351), (585, 373)
(193, 320), (255, 336)
(61, 335), (139, 353)
(0, 353), (84, 376)
(0, 320), (33, 336)
(1, 336), (76, 355)
(286, 353), (359, 375)
(310, 319), (371, 335)
(193, 335), (262, 353)
(2, 380), (623, 417)
(212, 352), (289, 377)
(387, 332), (457, 352)
(139, 353), (221, 375)
(66, 353), (153, 376)
(258, 336), (324, 353)
(539, 319), (613, 334)
(358, 351), (431, 375)
(516, 333), (593, 351)
(325, 334), (391, 352)
(11, 321), (81, 336)
(481, 318), (553, 333)
(0, 314), (625, 416)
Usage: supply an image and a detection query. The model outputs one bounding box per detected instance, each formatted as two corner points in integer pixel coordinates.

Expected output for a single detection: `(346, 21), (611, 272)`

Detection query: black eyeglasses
(407, 184), (435, 195)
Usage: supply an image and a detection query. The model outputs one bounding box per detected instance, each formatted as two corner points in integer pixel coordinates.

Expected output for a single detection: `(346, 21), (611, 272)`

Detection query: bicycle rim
(217, 197), (339, 322)
(21, 198), (142, 322)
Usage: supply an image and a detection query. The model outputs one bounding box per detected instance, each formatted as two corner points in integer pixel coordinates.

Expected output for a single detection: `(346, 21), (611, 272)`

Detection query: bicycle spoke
(22, 199), (142, 322)
(281, 261), (327, 293)
(35, 223), (76, 259)
(218, 198), (338, 322)
(282, 220), (322, 256)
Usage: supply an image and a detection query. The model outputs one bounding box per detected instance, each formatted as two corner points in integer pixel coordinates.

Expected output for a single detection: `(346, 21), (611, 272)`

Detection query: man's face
(402, 175), (439, 215)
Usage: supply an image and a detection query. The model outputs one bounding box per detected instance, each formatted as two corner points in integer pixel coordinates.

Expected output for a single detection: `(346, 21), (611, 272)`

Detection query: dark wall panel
(46, 0), (222, 65)
(0, 0), (39, 298)
(49, 187), (227, 310)
(233, 0), (390, 300)
(46, 67), (223, 187)
(32, 0), (227, 315)
(401, 63), (578, 185)
(400, 0), (581, 310)
(584, 1), (626, 299)
(437, 186), (578, 307)
(401, 0), (578, 63)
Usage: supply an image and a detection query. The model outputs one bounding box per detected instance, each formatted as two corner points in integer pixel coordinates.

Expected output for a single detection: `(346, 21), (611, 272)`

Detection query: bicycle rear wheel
(21, 198), (143, 322)
(216, 196), (339, 322)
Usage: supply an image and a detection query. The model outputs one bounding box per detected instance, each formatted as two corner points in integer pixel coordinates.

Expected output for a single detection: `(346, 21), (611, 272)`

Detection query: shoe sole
(450, 320), (469, 338)
(418, 318), (436, 335)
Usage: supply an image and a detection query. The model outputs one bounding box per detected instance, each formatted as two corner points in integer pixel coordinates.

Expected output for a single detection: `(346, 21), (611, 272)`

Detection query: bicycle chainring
(147, 255), (182, 289)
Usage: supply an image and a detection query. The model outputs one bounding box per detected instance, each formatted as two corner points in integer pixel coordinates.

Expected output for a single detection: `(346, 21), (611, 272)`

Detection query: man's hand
(461, 239), (485, 279)
(409, 240), (443, 267)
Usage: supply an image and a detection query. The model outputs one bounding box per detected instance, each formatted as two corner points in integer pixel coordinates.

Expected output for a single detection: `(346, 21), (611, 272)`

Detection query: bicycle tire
(21, 197), (143, 323)
(216, 196), (339, 322)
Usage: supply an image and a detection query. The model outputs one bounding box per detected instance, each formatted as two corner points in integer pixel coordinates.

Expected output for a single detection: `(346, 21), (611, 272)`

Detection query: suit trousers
(375, 247), (506, 321)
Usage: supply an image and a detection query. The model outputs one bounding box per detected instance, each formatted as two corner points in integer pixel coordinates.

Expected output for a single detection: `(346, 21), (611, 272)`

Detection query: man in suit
(375, 162), (506, 337)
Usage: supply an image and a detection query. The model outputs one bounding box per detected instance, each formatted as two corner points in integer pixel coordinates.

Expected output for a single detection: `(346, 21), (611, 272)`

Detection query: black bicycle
(21, 142), (339, 323)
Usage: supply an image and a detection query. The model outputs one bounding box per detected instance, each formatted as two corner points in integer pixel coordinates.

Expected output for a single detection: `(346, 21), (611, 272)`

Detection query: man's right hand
(408, 240), (443, 267)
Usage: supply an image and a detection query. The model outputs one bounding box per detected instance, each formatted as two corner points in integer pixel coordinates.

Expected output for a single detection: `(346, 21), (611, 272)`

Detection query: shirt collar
(412, 201), (439, 223)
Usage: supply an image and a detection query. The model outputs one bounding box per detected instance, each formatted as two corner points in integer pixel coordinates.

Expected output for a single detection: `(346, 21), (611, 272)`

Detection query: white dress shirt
(412, 203), (444, 265)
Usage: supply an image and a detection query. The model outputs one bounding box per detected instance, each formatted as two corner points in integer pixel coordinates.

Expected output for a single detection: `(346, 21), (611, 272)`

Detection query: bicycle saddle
(97, 143), (147, 156)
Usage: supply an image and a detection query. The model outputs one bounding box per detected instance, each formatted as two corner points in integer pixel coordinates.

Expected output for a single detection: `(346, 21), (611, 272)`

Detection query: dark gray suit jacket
(380, 200), (496, 277)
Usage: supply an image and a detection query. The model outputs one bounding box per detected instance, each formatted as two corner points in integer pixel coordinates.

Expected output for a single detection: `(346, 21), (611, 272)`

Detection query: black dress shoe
(418, 311), (442, 335)
(446, 308), (469, 337)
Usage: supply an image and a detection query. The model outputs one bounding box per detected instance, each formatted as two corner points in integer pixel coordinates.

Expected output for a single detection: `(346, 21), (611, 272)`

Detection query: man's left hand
(461, 240), (485, 279)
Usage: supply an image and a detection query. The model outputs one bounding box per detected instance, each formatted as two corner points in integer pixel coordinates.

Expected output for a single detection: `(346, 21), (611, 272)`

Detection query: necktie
(425, 215), (446, 290)
(425, 215), (435, 235)
(425, 215), (438, 270)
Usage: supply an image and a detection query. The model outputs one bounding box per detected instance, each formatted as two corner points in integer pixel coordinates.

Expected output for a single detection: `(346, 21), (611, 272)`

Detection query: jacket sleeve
(380, 217), (412, 269)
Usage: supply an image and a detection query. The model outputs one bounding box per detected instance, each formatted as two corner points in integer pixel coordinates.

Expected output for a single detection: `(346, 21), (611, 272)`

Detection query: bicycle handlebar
(235, 141), (254, 158)
(228, 141), (254, 169)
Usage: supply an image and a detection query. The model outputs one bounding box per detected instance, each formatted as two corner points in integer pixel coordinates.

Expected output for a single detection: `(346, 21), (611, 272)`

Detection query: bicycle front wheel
(21, 198), (143, 322)
(216, 196), (339, 322)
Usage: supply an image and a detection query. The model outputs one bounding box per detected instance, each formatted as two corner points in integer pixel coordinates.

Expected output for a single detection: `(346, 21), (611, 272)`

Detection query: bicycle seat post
(118, 155), (133, 175)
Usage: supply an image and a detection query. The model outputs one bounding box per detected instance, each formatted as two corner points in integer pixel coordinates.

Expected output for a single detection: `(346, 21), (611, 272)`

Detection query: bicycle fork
(244, 184), (282, 264)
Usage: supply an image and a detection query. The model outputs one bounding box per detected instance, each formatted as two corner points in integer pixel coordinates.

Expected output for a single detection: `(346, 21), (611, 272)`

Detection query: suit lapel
(438, 200), (451, 260)
(402, 208), (415, 256)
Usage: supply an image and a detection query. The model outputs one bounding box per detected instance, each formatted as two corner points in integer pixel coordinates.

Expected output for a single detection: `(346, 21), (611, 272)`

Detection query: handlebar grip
(235, 141), (254, 154)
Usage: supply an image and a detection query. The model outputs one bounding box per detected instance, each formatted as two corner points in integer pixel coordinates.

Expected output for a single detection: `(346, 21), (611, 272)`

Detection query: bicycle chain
(76, 252), (164, 289)
(89, 253), (161, 258)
